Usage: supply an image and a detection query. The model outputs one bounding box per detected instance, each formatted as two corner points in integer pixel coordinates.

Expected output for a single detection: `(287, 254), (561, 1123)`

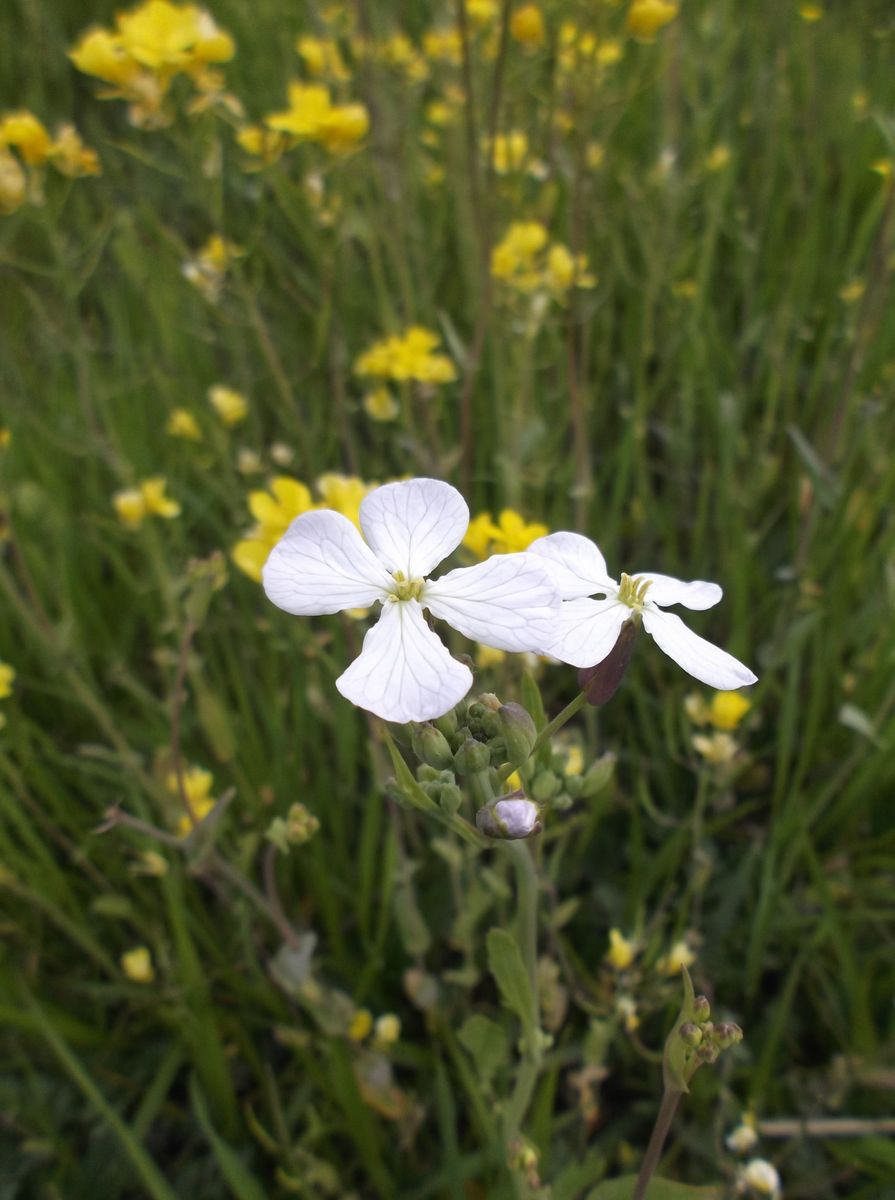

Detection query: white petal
(262, 510), (393, 615)
(336, 599), (472, 723)
(636, 572), (722, 611)
(359, 478), (469, 579)
(541, 596), (631, 668)
(642, 608), (757, 689)
(424, 553), (560, 652)
(527, 532), (615, 600)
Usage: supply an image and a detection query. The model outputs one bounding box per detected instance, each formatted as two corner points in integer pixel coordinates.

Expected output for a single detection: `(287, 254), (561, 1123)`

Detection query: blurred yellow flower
(870, 159), (893, 179)
(617, 995), (640, 1032)
(423, 28), (463, 65)
(208, 384), (248, 426)
(48, 124), (101, 177)
(296, 34), (350, 80)
(373, 1013), (401, 1046)
(236, 448), (264, 475)
(489, 130), (536, 174)
(798, 3), (823, 20)
(363, 386), (399, 421)
(236, 124), (289, 167)
(113, 477), (180, 528)
(69, 27), (141, 87)
(232, 476), (317, 582)
(545, 243), (596, 295)
(117, 1), (234, 71)
(0, 662), (15, 699)
(692, 731), (739, 764)
(348, 1007), (373, 1041)
(315, 473), (374, 528)
(626, 0), (679, 42)
(167, 764), (215, 834)
(355, 326), (456, 385)
(510, 5), (546, 48)
(492, 222), (594, 299)
(463, 509), (548, 558)
(267, 82), (369, 153)
(121, 945), (155, 983)
(0, 428), (11, 448)
(656, 940), (695, 975)
(606, 928), (636, 970)
(166, 408), (201, 440)
(0, 112), (52, 164)
(709, 690), (751, 730)
(476, 643), (507, 669)
(705, 143), (732, 172)
(839, 279), (865, 303)
(182, 234), (243, 302)
(0, 149), (26, 214)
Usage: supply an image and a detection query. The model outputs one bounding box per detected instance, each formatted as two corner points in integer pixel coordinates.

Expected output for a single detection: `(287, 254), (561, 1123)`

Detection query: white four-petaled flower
(262, 478), (560, 723)
(528, 532), (757, 690)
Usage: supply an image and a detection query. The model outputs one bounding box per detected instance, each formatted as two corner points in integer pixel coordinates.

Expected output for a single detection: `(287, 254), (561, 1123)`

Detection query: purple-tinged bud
(693, 995), (711, 1021)
(679, 1022), (703, 1047)
(476, 795), (542, 839)
(577, 620), (638, 706)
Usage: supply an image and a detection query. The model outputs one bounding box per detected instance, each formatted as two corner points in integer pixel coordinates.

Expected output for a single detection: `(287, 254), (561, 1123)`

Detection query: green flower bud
(580, 752), (617, 797)
(438, 783), (463, 816)
(693, 995), (711, 1021)
(412, 723), (455, 770)
(565, 775), (584, 799)
(498, 702), (537, 767)
(531, 769), (560, 802)
(434, 708), (459, 739)
(679, 1022), (703, 1048)
(417, 764), (441, 783)
(454, 739), (492, 776)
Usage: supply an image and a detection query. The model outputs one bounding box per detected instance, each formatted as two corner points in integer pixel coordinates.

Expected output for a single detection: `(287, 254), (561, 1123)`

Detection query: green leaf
(190, 1076), (269, 1200)
(486, 928), (536, 1049)
(458, 1014), (510, 1083)
(588, 1175), (723, 1200)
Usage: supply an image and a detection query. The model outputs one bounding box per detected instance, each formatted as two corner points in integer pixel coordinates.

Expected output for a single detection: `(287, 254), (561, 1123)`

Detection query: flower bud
(434, 707), (459, 739)
(476, 795), (541, 839)
(454, 738), (492, 776)
(530, 769), (560, 802)
(577, 620), (638, 706)
(679, 1022), (703, 1047)
(740, 1159), (781, 1197)
(693, 994), (711, 1021)
(411, 722), (454, 770)
(580, 752), (617, 797)
(438, 783), (462, 815)
(498, 702), (537, 766)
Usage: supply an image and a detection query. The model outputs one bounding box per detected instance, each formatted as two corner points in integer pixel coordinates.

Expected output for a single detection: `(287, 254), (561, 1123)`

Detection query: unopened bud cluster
(408, 692), (616, 839)
(678, 996), (743, 1067)
(266, 803), (320, 854)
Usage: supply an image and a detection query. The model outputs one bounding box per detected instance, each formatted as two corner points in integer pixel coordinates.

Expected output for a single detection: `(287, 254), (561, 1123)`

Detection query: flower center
(389, 570), (425, 602)
(617, 572), (652, 612)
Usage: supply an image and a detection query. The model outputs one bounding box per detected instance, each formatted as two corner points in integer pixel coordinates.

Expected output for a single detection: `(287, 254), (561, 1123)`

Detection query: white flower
(262, 478), (560, 723)
(739, 1159), (781, 1197)
(476, 797), (541, 839)
(528, 532), (757, 690)
(726, 1122), (759, 1155)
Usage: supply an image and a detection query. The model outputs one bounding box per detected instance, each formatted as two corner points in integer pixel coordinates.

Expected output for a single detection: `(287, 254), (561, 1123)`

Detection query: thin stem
(498, 691), (589, 782)
(632, 1087), (683, 1200)
(502, 842), (541, 1144)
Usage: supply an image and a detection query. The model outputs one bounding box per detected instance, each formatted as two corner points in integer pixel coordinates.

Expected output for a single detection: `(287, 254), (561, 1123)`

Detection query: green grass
(1, 0), (895, 1196)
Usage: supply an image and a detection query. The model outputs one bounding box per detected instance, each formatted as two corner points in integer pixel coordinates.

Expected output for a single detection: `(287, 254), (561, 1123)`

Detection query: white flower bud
(726, 1123), (759, 1154)
(740, 1158), (781, 1197)
(476, 797), (541, 839)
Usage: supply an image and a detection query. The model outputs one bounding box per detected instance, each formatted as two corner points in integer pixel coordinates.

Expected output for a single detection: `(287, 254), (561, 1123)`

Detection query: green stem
(502, 841), (541, 1142)
(498, 691), (589, 783)
(632, 1087), (682, 1200)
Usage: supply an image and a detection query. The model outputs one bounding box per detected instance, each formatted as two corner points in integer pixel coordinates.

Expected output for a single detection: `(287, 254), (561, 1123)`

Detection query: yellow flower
(839, 279), (865, 303)
(0, 662), (15, 700)
(68, 28), (141, 87)
(0, 148), (26, 214)
(48, 124), (101, 177)
(545, 243), (596, 295)
(373, 1013), (401, 1046)
(208, 384), (248, 426)
(166, 408), (202, 440)
(121, 946), (155, 983)
(510, 5), (546, 48)
(0, 112), (52, 165)
(267, 82), (368, 153)
(476, 643), (507, 669)
(870, 159), (893, 179)
(423, 28), (463, 65)
(464, 512), (501, 558)
(113, 488), (147, 528)
(232, 476), (317, 582)
(505, 768), (523, 791)
(709, 690), (751, 731)
(692, 731), (739, 764)
(489, 130), (530, 174)
(657, 940), (695, 976)
(0, 428), (11, 448)
(626, 0), (679, 42)
(355, 326), (456, 385)
(117, 1), (203, 71)
(363, 386), (399, 421)
(683, 692), (710, 724)
(617, 995), (640, 1032)
(315, 473), (374, 528)
(236, 124), (288, 167)
(296, 35), (350, 80)
(606, 928), (636, 971)
(140, 477), (181, 519)
(167, 764), (215, 834)
(705, 143), (731, 172)
(348, 1007), (373, 1041)
(468, 0), (499, 26)
(798, 3), (823, 20)
(182, 235), (243, 302)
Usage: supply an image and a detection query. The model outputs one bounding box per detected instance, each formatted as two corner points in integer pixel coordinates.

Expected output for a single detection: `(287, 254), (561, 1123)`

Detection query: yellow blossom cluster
(166, 764), (215, 835)
(348, 1008), (402, 1048)
(264, 83), (369, 155)
(354, 327), (456, 386)
(491, 221), (596, 299)
(182, 234), (243, 303)
(626, 0), (680, 43)
(0, 111), (99, 215)
(69, 0), (236, 128)
(463, 509), (549, 559)
(232, 473), (376, 583)
(556, 23), (623, 82)
(0, 661), (15, 731)
(121, 946), (155, 983)
(113, 477), (181, 528)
